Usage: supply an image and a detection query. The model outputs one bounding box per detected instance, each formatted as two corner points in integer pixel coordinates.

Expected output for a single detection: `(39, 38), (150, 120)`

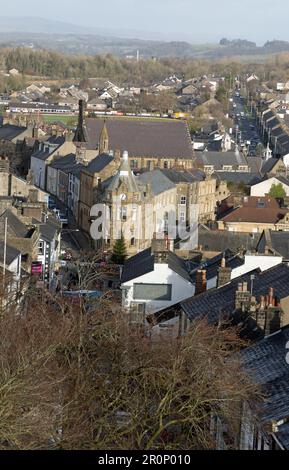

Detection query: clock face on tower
(120, 193), (127, 201)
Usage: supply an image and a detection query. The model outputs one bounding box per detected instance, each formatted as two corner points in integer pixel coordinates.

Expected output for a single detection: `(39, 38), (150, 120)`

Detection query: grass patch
(42, 115), (77, 126)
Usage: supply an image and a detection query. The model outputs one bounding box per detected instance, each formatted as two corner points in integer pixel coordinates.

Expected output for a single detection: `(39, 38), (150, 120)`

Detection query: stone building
(78, 153), (119, 234)
(73, 100), (194, 171)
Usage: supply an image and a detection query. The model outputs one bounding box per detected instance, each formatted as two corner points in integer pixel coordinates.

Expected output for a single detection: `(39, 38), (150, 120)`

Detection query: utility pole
(3, 216), (7, 291)
(1, 216), (8, 313)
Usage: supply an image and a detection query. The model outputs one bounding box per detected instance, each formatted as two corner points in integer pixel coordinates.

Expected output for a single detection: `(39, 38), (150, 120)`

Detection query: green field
(42, 115), (77, 126)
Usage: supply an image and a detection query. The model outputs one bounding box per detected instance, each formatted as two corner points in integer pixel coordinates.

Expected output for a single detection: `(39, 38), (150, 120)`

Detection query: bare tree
(0, 271), (261, 450)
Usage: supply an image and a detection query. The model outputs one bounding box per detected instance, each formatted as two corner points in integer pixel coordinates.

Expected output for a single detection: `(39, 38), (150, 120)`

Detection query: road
(231, 92), (264, 156)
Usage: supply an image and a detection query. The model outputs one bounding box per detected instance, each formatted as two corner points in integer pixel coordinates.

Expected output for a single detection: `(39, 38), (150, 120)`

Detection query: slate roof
(0, 209), (30, 238)
(49, 153), (78, 170)
(197, 150), (247, 169)
(31, 136), (65, 162)
(276, 134), (289, 145)
(121, 248), (154, 283)
(137, 170), (176, 196)
(84, 118), (194, 159)
(215, 172), (261, 186)
(261, 158), (281, 174)
(121, 248), (192, 284)
(0, 241), (21, 265)
(49, 153), (86, 177)
(271, 127), (285, 138)
(0, 124), (26, 141)
(181, 263), (289, 324)
(207, 139), (223, 152)
(240, 325), (289, 449)
(189, 250), (244, 283)
(86, 153), (114, 173)
(158, 168), (196, 183)
(105, 155), (138, 193)
(246, 157), (263, 174)
(196, 226), (259, 253)
(263, 110), (275, 122)
(39, 219), (61, 243)
(267, 118), (281, 129)
(258, 230), (289, 259)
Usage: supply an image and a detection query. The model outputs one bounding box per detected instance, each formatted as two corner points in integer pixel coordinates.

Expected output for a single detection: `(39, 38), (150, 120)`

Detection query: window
(118, 206), (127, 221)
(38, 241), (44, 255)
(133, 283), (172, 301)
(130, 237), (135, 246)
(132, 205), (138, 221)
(180, 196), (186, 205)
(164, 211), (169, 233)
(180, 211), (186, 223)
(121, 206), (127, 221)
(222, 165), (233, 171)
(130, 160), (138, 169)
(164, 161), (168, 169)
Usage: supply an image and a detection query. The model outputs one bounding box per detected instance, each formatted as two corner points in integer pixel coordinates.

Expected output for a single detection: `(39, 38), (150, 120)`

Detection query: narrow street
(232, 92), (264, 156)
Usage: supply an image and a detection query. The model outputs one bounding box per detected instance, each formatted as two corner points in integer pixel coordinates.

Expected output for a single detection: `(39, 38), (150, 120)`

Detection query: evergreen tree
(111, 233), (128, 265)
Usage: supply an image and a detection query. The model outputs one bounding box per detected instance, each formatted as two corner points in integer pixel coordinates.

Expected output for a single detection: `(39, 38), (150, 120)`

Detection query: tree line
(1, 46), (289, 87)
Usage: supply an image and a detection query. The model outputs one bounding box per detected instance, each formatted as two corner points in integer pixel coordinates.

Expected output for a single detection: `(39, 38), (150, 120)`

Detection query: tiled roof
(220, 197), (288, 224)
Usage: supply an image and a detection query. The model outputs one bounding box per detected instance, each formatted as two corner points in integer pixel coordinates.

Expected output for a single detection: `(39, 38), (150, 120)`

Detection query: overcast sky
(1, 0), (288, 44)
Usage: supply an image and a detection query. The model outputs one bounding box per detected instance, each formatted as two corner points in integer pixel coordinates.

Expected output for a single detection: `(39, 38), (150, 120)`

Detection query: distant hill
(0, 20), (289, 60)
(0, 16), (179, 41)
